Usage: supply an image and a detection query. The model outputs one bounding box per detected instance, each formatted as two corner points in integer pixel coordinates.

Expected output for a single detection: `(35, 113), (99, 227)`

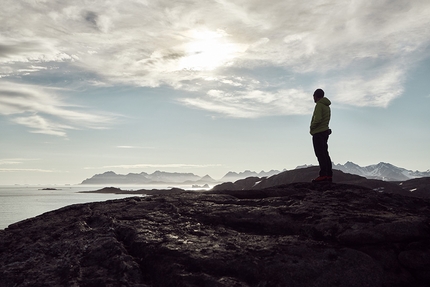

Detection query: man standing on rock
(310, 88), (333, 182)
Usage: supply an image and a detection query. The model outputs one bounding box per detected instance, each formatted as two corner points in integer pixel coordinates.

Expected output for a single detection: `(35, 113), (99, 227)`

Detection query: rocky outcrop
(1, 183), (430, 287)
(213, 167), (424, 198)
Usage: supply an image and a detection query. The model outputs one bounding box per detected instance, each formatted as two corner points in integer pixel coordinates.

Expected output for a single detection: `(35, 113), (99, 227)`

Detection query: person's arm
(310, 103), (323, 130)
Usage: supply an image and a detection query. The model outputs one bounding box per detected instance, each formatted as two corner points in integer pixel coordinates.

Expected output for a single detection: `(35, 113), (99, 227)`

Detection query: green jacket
(310, 97), (331, 135)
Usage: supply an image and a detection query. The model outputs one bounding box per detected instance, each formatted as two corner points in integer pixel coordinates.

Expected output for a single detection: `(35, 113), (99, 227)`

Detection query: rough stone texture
(1, 183), (430, 287)
(398, 177), (430, 199)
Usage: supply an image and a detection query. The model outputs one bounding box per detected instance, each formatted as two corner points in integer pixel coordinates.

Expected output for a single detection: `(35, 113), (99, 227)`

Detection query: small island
(79, 186), (186, 196)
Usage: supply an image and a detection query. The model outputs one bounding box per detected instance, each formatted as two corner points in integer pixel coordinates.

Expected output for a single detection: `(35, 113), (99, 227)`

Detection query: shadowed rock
(398, 177), (430, 198)
(1, 183), (430, 286)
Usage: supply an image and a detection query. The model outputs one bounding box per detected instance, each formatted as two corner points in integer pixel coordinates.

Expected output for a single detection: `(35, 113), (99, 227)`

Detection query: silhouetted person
(310, 88), (332, 182)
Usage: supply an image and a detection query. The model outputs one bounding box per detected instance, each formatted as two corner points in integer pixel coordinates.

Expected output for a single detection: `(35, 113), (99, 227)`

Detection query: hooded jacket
(310, 97), (331, 135)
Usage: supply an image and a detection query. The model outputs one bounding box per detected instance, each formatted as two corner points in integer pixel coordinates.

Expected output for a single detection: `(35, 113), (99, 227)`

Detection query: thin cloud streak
(0, 169), (57, 173)
(84, 163), (223, 170)
(0, 158), (36, 165)
(116, 146), (155, 149)
(1, 0), (430, 119)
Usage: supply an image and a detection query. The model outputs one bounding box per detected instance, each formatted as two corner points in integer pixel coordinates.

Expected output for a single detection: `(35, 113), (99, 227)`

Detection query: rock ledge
(1, 183), (430, 287)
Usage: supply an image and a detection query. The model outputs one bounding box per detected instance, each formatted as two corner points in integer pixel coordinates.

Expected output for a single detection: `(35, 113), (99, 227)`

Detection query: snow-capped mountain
(333, 162), (430, 181)
(221, 170), (281, 182)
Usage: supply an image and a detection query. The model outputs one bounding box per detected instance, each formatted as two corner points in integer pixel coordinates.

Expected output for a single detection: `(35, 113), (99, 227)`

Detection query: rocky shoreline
(1, 182), (430, 286)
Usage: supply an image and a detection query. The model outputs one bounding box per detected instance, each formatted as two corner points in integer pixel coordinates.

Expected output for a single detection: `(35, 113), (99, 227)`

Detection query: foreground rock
(1, 183), (430, 287)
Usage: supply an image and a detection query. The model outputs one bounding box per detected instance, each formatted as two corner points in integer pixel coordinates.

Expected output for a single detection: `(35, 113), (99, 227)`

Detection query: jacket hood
(318, 97), (331, 106)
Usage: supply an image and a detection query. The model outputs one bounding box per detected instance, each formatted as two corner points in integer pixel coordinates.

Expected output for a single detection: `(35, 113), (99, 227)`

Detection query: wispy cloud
(84, 163), (222, 170)
(0, 158), (62, 173)
(0, 168), (56, 173)
(331, 66), (405, 108)
(0, 158), (38, 165)
(0, 81), (116, 137)
(116, 146), (155, 149)
(1, 0), (430, 118)
(181, 88), (313, 117)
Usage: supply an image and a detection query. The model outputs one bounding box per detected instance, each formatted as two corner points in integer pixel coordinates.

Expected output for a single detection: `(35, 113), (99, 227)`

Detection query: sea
(0, 184), (178, 230)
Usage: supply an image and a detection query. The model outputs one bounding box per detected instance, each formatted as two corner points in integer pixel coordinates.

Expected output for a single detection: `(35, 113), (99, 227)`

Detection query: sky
(1, 0), (430, 185)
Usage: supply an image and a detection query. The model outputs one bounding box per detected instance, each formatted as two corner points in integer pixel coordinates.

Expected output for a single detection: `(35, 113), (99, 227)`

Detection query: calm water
(0, 184), (211, 230)
(0, 185), (149, 230)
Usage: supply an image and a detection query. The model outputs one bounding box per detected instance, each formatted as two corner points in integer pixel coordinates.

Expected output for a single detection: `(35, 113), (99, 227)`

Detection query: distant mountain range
(221, 162), (430, 183)
(334, 162), (430, 181)
(81, 170), (281, 185)
(81, 162), (429, 185)
(81, 171), (213, 185)
(297, 162), (430, 182)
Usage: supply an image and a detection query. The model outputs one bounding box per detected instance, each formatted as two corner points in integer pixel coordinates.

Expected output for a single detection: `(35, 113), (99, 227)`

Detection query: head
(313, 89), (325, 103)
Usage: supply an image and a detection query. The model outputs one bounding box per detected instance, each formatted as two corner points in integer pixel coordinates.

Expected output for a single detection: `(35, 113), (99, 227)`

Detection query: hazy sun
(178, 29), (246, 71)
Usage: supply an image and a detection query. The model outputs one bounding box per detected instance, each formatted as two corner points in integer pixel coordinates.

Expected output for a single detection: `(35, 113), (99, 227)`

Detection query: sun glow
(178, 29), (247, 71)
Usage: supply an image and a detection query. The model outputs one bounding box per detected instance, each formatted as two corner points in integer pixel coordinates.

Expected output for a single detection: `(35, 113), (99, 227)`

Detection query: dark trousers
(312, 130), (332, 177)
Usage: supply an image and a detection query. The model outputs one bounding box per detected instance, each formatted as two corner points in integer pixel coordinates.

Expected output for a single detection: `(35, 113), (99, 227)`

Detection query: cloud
(0, 168), (56, 173)
(0, 158), (56, 174)
(84, 163), (222, 170)
(1, 0), (430, 118)
(0, 158), (60, 173)
(181, 88), (313, 117)
(0, 39), (72, 65)
(0, 158), (35, 165)
(12, 114), (73, 137)
(332, 67), (405, 107)
(0, 81), (116, 137)
(116, 146), (155, 149)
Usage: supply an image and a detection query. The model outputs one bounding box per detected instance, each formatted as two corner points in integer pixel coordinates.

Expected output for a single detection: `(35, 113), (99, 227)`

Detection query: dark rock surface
(398, 177), (430, 199)
(1, 183), (430, 287)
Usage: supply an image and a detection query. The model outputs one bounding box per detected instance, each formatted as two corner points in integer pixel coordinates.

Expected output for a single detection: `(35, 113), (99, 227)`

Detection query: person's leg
(322, 132), (332, 177)
(313, 131), (332, 179)
(313, 133), (327, 176)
